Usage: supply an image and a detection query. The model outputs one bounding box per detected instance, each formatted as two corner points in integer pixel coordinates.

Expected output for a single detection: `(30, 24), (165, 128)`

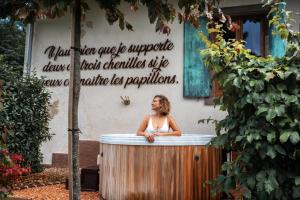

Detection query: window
(222, 5), (269, 56)
(204, 5), (269, 104)
(232, 15), (268, 57)
(183, 5), (284, 101)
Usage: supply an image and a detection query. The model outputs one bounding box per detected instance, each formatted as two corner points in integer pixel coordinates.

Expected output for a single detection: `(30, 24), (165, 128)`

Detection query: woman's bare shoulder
(167, 115), (175, 121)
(167, 115), (178, 124)
(143, 115), (151, 121)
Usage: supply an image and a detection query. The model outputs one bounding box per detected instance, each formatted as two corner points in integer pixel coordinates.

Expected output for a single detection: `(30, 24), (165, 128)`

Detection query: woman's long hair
(154, 95), (170, 116)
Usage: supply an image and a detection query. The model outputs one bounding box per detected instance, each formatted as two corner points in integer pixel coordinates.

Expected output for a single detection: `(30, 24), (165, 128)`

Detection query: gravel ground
(10, 184), (100, 200)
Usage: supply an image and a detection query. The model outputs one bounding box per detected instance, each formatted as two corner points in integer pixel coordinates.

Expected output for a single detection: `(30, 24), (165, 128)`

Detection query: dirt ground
(7, 168), (100, 200)
(9, 184), (100, 200)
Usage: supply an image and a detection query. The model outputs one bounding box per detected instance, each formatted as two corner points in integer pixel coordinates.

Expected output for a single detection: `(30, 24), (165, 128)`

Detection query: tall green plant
(200, 2), (300, 200)
(0, 58), (52, 173)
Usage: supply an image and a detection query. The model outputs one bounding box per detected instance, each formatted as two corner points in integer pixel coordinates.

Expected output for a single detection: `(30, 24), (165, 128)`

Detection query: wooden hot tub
(99, 134), (221, 200)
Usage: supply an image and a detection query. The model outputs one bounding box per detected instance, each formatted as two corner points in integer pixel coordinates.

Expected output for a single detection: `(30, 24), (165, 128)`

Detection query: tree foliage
(0, 19), (25, 74)
(0, 57), (52, 173)
(0, 0), (220, 34)
(200, 1), (300, 199)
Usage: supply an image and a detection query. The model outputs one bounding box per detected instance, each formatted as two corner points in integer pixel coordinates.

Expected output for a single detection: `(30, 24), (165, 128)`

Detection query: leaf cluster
(0, 0), (215, 34)
(200, 2), (300, 199)
(0, 57), (52, 173)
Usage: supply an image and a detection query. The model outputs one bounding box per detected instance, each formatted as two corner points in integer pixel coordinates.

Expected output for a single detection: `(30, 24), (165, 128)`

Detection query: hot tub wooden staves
(99, 134), (221, 200)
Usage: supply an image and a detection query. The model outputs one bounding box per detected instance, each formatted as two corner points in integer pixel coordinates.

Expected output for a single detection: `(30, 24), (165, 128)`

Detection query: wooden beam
(221, 4), (269, 17)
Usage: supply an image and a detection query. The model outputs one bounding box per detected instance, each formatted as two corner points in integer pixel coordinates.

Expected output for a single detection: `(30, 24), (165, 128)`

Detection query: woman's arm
(154, 116), (181, 136)
(137, 116), (155, 142)
(137, 116), (149, 136)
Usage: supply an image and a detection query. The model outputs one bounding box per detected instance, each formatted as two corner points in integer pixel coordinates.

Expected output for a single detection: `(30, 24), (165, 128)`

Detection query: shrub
(200, 3), (300, 199)
(0, 57), (52, 173)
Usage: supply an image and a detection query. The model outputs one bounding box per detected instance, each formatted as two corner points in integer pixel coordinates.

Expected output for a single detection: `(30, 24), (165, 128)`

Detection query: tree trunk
(68, 0), (81, 199)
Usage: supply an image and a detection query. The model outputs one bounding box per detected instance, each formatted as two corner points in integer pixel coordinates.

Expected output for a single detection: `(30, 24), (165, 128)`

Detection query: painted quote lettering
(41, 39), (178, 88)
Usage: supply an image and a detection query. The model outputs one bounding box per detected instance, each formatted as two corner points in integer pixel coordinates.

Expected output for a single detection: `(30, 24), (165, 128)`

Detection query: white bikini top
(145, 117), (169, 134)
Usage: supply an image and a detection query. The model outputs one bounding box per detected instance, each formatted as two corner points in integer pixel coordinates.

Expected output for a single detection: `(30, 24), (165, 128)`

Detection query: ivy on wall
(200, 1), (300, 199)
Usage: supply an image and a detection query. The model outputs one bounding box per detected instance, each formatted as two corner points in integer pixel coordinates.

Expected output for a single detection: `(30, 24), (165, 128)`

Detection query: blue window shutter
(268, 3), (287, 58)
(183, 17), (210, 98)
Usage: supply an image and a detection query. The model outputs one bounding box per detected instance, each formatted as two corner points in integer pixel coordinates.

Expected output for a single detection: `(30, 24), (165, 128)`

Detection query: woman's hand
(145, 133), (155, 143)
(153, 132), (163, 136)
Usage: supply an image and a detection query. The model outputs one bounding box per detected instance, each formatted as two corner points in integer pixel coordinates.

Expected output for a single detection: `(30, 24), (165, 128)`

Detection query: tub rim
(99, 134), (215, 146)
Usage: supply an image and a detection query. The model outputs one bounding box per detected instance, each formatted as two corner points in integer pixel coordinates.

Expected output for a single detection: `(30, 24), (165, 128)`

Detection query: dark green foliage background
(0, 19), (25, 74)
(0, 59), (52, 173)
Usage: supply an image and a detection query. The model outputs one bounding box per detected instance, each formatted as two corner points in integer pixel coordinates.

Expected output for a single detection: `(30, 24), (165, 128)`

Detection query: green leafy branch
(0, 0), (221, 34)
(199, 1), (300, 199)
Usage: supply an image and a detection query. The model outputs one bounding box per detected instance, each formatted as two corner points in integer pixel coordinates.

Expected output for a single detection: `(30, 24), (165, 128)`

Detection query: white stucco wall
(31, 1), (222, 164)
(286, 0), (300, 31)
(28, 0), (300, 164)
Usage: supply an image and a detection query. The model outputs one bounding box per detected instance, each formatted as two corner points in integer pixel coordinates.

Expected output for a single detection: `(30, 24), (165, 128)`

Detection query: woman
(137, 95), (181, 143)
